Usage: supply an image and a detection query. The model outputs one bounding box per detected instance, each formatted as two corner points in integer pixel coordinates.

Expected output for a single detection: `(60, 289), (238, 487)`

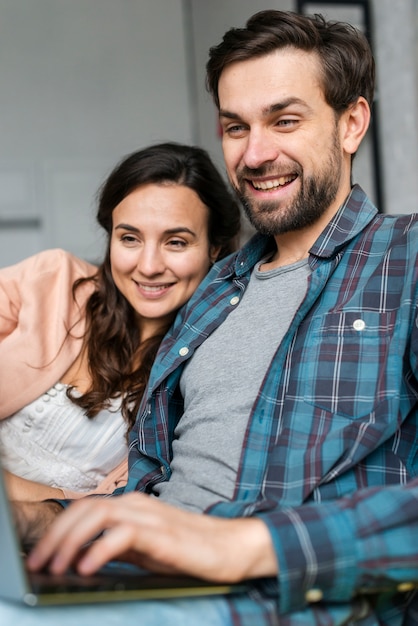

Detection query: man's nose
(242, 129), (280, 170)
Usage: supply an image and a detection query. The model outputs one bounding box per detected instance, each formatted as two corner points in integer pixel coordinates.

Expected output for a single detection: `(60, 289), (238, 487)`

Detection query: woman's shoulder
(24, 248), (97, 276)
(0, 249), (97, 284)
(0, 249), (98, 300)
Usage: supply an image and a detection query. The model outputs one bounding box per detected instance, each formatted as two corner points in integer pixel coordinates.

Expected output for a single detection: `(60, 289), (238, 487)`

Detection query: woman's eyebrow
(115, 224), (196, 236)
(115, 223), (140, 232)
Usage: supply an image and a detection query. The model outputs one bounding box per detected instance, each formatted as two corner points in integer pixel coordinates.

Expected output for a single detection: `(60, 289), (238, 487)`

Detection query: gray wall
(0, 0), (194, 265)
(0, 0), (417, 266)
(372, 0), (418, 214)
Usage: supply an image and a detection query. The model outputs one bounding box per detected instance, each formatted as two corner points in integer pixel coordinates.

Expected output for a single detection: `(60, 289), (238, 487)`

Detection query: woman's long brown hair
(67, 142), (241, 431)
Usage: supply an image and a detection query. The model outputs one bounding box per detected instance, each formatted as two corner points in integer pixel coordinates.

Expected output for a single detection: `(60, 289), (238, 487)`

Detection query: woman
(0, 142), (241, 501)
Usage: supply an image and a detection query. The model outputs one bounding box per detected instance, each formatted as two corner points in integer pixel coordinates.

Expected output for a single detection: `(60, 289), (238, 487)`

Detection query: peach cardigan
(0, 249), (128, 497)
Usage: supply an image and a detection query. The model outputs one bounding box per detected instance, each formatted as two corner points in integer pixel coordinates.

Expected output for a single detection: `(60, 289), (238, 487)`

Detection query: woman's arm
(0, 249), (96, 419)
(3, 469), (65, 501)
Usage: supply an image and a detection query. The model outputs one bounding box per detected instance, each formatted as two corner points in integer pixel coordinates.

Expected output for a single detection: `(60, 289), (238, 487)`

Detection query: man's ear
(341, 97), (371, 155)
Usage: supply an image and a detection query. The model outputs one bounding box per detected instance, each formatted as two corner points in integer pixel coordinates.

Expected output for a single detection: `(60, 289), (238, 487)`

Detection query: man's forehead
(218, 49), (325, 112)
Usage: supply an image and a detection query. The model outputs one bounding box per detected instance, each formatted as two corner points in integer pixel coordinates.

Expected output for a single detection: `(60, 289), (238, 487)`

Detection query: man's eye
(224, 124), (247, 136)
(277, 119), (297, 128)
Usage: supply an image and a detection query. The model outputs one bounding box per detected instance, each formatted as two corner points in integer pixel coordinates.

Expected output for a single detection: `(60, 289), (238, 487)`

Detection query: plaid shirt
(124, 186), (418, 625)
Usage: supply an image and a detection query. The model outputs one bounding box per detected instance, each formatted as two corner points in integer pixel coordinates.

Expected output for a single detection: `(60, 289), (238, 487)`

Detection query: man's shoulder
(371, 212), (418, 242)
(357, 212), (418, 276)
(375, 211), (418, 224)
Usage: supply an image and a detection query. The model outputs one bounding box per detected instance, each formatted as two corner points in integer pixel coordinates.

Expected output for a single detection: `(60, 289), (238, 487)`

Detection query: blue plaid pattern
(123, 186), (418, 625)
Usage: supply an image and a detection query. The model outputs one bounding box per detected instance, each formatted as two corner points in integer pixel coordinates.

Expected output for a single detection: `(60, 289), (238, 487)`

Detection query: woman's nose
(136, 245), (165, 276)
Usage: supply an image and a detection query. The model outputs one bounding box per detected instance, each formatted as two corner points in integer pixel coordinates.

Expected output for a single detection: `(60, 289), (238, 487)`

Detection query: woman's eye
(168, 239), (187, 249)
(121, 234), (138, 244)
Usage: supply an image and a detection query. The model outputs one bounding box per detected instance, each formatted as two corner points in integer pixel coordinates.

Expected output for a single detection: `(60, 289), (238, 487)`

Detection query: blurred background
(0, 0), (417, 265)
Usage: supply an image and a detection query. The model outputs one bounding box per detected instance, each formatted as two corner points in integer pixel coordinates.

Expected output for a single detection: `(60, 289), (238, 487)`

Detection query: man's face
(218, 48), (351, 236)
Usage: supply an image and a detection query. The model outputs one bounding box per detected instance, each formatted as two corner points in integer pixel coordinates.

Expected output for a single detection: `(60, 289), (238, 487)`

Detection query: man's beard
(232, 136), (342, 237)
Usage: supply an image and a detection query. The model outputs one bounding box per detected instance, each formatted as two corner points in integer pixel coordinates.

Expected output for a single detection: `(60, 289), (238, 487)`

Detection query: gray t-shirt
(154, 257), (311, 511)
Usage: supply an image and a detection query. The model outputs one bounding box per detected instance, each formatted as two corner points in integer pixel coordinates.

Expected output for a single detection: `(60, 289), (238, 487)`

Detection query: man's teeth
(252, 176), (295, 190)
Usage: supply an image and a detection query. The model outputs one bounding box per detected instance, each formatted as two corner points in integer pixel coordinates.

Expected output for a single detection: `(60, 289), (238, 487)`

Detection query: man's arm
(259, 478), (418, 614)
(22, 481), (418, 617)
(26, 492), (277, 582)
(14, 500), (64, 547)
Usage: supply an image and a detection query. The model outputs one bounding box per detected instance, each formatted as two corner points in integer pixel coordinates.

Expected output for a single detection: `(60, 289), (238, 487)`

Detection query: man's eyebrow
(219, 109), (243, 121)
(268, 97), (312, 114)
(219, 97), (312, 120)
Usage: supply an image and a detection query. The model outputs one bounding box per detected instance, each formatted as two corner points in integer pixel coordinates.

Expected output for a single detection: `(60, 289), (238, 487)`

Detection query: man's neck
(263, 187), (351, 270)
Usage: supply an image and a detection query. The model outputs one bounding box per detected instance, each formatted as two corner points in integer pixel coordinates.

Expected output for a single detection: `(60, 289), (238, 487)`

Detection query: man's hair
(206, 10), (375, 113)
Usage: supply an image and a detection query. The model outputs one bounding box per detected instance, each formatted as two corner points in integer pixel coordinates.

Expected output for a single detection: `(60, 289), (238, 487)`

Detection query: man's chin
(242, 202), (294, 235)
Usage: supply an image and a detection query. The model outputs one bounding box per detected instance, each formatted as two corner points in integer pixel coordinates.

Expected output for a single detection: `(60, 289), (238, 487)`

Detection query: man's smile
(250, 175), (297, 191)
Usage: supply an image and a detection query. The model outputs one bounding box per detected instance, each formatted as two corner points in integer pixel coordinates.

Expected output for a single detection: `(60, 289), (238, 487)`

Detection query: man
(17, 10), (418, 625)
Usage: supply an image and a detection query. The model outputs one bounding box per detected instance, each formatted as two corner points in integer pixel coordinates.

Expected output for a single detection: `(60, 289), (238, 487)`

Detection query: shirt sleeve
(0, 248), (95, 341)
(0, 257), (21, 340)
(0, 249), (97, 418)
(259, 477), (418, 614)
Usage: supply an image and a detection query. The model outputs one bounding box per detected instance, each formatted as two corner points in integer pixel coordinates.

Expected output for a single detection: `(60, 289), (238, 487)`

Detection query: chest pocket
(302, 310), (398, 418)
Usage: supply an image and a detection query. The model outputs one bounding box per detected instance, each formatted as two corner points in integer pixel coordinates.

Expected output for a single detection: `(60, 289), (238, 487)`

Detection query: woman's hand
(27, 492), (278, 582)
(4, 469), (65, 501)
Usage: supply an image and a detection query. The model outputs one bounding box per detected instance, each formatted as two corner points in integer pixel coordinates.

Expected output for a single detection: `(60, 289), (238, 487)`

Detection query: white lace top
(0, 383), (128, 492)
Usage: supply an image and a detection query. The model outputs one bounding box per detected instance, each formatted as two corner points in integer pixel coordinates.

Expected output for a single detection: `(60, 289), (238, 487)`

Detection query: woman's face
(110, 183), (219, 340)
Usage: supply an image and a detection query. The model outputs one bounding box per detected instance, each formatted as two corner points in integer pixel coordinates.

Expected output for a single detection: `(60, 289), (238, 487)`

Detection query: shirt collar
(232, 233), (276, 277)
(311, 185), (378, 259)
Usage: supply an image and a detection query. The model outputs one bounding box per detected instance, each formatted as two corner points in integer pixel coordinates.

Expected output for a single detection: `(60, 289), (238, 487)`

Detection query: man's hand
(13, 500), (64, 547)
(27, 493), (278, 582)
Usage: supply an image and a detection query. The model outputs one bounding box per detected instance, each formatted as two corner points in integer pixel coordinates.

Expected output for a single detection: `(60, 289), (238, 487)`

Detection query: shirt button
(179, 346), (189, 357)
(230, 296), (240, 306)
(353, 319), (366, 331)
(397, 581), (415, 592)
(305, 588), (323, 603)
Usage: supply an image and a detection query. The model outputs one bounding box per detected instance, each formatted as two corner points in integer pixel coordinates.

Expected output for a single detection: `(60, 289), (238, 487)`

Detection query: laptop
(0, 465), (246, 606)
